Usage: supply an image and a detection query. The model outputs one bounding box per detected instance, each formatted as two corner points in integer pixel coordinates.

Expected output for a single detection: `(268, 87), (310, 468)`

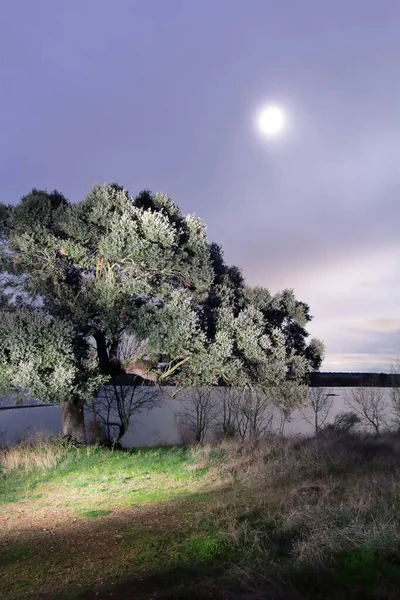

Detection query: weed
(180, 535), (227, 562)
(79, 509), (111, 518)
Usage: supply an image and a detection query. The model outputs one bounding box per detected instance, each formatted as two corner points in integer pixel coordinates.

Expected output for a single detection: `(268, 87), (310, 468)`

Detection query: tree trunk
(61, 401), (86, 444)
(315, 413), (319, 435)
(109, 337), (119, 360)
(94, 332), (121, 376)
(94, 332), (110, 374)
(114, 423), (126, 449)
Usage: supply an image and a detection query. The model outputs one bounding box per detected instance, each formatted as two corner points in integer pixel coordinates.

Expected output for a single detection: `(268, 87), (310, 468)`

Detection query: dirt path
(0, 490), (233, 600)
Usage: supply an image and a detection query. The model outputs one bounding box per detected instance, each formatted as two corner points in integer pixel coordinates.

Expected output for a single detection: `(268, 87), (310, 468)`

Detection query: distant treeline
(308, 372), (400, 387)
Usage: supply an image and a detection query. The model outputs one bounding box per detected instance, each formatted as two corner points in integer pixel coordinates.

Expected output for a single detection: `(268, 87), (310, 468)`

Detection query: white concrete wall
(0, 387), (394, 447)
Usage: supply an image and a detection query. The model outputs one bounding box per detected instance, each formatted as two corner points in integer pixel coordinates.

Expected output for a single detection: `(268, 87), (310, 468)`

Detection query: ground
(2, 433), (400, 599)
(0, 445), (232, 599)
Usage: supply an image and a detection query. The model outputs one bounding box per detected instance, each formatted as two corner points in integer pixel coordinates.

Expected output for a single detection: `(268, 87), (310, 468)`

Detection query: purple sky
(1, 0), (400, 372)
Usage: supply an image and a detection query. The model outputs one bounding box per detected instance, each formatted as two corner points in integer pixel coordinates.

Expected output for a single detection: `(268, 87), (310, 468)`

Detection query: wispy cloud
(354, 319), (400, 334)
(324, 353), (396, 373)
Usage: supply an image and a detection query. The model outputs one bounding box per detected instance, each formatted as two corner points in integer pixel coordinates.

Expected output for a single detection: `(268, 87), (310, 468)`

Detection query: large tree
(0, 184), (324, 442)
(0, 185), (213, 440)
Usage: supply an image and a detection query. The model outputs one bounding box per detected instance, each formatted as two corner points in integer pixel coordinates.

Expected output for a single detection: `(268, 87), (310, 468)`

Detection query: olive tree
(0, 185), (213, 441)
(0, 184), (324, 443)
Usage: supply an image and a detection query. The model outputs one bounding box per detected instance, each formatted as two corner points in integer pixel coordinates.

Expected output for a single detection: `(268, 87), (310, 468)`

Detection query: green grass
(287, 548), (400, 599)
(118, 530), (228, 567)
(0, 442), (219, 599)
(0, 445), (202, 510)
(79, 509), (111, 518)
(3, 434), (400, 599)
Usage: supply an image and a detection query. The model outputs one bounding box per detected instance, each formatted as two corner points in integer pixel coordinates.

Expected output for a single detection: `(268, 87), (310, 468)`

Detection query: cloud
(324, 353), (395, 373)
(244, 244), (400, 372)
(354, 319), (400, 334)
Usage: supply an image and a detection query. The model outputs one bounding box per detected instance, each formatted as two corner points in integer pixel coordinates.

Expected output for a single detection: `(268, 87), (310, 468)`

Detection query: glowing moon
(258, 105), (286, 137)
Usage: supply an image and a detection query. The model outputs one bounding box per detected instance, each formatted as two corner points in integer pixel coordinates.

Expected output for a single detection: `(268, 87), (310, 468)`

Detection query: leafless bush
(177, 386), (218, 444)
(178, 386), (276, 445)
(91, 384), (161, 447)
(214, 387), (239, 439)
(213, 384), (308, 441)
(90, 334), (162, 446)
(212, 387), (275, 442)
(345, 387), (390, 435)
(330, 410), (361, 434)
(235, 387), (274, 441)
(301, 387), (334, 434)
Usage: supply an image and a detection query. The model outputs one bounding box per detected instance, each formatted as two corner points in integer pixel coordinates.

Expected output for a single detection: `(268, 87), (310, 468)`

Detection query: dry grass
(0, 433), (70, 473)
(191, 430), (400, 578)
(2, 429), (400, 599)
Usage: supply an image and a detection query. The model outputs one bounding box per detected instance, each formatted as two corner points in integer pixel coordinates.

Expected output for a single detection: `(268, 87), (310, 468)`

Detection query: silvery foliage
(0, 184), (214, 401)
(0, 184), (322, 413)
(2, 185), (214, 339)
(0, 309), (104, 405)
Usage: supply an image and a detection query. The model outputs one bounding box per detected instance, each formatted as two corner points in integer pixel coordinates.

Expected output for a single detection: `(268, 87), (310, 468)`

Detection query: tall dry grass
(191, 430), (400, 573)
(0, 433), (69, 473)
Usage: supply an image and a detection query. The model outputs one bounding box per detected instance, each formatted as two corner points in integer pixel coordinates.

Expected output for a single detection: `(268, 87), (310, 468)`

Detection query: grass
(0, 435), (201, 510)
(2, 430), (400, 598)
(0, 544), (34, 567)
(79, 509), (111, 518)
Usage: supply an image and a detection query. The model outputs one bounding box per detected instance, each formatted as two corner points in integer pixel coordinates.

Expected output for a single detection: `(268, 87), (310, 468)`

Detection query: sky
(1, 0), (400, 373)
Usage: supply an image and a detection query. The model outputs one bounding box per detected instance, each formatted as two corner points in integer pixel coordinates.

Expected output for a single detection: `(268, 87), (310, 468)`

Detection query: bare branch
(177, 386), (218, 444)
(213, 386), (274, 442)
(300, 387), (334, 434)
(345, 386), (389, 436)
(91, 383), (161, 446)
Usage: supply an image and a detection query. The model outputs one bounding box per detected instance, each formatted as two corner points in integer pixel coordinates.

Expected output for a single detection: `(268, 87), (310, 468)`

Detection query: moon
(257, 105), (286, 137)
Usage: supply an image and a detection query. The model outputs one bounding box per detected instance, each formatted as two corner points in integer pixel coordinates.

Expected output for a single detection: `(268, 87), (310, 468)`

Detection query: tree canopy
(0, 308), (103, 406)
(0, 183), (324, 442)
